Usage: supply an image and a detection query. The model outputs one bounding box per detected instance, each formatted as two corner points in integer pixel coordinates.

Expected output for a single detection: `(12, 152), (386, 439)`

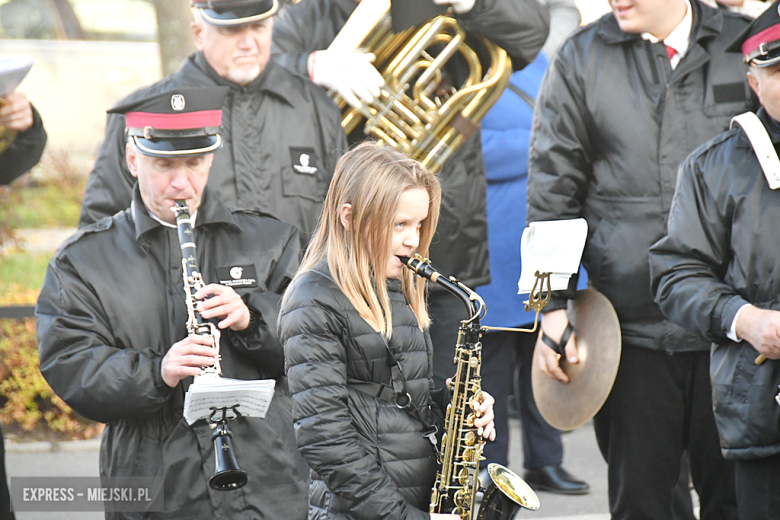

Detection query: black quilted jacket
(280, 263), (445, 520)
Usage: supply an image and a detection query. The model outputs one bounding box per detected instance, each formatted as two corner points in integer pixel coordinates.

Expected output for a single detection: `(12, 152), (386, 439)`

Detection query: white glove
(432, 0), (476, 14)
(309, 50), (385, 109)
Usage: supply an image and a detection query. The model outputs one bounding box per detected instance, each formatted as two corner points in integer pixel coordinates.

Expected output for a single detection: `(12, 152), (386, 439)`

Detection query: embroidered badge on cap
(171, 94), (186, 111)
(217, 264), (258, 288)
(290, 147), (318, 175)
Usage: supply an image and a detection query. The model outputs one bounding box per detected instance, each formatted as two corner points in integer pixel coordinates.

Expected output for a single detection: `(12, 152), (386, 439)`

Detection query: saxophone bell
(477, 464), (540, 519)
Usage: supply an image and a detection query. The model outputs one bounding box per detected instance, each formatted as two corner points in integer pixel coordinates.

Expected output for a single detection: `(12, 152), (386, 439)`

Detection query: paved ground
(5, 418), (611, 519)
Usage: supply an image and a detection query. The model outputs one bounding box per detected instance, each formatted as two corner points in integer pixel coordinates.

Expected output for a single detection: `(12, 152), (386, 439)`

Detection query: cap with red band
(191, 0), (278, 26)
(108, 86), (229, 158)
(726, 3), (780, 67)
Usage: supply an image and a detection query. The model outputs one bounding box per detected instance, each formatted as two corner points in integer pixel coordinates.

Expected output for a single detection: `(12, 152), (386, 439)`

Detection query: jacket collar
(131, 185), (241, 245)
(732, 107), (780, 151)
(596, 0), (723, 47)
(759, 107), (780, 146)
(739, 107), (780, 148)
(192, 52), (295, 107)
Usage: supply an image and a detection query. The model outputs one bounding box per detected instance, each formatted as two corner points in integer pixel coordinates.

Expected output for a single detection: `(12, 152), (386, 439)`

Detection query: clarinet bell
(209, 424), (248, 491)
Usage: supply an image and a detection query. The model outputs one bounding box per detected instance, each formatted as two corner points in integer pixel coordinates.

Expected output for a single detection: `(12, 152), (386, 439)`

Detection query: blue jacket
(480, 55), (586, 328)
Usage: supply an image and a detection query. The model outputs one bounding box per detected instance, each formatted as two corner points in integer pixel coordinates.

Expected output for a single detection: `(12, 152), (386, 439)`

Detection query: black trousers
(0, 426), (15, 520)
(480, 330), (562, 469)
(734, 452), (780, 520)
(593, 344), (737, 520)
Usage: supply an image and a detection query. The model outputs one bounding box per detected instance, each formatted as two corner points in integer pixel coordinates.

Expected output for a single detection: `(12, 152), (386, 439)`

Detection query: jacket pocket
(281, 165), (326, 202)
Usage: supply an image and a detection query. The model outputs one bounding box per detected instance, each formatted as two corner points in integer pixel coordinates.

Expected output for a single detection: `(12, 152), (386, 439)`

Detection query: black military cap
(109, 86), (229, 158)
(727, 2), (780, 67)
(191, 0), (278, 26)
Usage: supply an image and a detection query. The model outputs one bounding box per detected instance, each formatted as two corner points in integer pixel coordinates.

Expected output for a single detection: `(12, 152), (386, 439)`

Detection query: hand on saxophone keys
(161, 335), (216, 387)
(474, 391), (496, 441)
(444, 379), (497, 440)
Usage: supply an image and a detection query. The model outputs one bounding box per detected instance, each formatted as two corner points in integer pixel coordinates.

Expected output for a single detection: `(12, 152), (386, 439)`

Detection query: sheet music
(183, 377), (275, 425)
(518, 218), (588, 294)
(0, 56), (33, 97)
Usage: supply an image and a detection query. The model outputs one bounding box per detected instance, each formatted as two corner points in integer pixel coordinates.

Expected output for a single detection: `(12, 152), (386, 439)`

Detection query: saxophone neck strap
(731, 111), (780, 190)
(347, 337), (411, 409)
(540, 321), (574, 357)
(346, 337), (439, 452)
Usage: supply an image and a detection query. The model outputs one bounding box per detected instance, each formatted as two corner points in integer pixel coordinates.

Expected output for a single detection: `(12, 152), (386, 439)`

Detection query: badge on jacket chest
(290, 147), (318, 175)
(217, 264), (258, 287)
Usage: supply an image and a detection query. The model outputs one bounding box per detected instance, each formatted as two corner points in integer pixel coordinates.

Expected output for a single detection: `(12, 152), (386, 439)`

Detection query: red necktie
(666, 45), (677, 61)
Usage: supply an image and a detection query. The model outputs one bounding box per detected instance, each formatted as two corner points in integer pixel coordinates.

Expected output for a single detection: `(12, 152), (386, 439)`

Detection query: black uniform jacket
(78, 53), (348, 243)
(527, 2), (756, 351)
(0, 105), (46, 185)
(280, 263), (446, 520)
(650, 107), (780, 460)
(272, 0), (550, 287)
(36, 187), (310, 519)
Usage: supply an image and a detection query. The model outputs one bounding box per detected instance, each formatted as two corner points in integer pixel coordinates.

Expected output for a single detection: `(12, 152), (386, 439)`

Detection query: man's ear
(191, 20), (204, 51)
(126, 145), (140, 179)
(747, 69), (762, 105)
(339, 203), (353, 232)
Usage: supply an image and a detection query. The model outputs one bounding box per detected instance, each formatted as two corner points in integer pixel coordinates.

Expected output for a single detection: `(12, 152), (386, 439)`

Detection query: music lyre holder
(208, 405), (248, 491)
(481, 270), (552, 334)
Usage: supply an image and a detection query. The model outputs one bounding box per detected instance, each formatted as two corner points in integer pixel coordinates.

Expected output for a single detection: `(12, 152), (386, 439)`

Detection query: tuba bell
(328, 0), (512, 173)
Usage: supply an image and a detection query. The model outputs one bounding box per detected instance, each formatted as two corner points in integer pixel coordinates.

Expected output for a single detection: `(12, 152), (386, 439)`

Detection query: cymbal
(531, 288), (621, 431)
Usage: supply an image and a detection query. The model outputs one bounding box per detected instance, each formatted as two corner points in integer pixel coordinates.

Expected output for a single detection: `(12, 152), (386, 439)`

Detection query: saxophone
(399, 254), (539, 520)
(172, 200), (248, 491)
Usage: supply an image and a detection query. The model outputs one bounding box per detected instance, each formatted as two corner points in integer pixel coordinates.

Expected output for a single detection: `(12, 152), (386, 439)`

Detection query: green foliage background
(0, 152), (100, 440)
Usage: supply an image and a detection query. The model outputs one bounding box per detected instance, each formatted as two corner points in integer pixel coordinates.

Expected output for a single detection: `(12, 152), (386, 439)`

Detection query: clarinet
(171, 200), (247, 491)
(172, 200), (222, 378)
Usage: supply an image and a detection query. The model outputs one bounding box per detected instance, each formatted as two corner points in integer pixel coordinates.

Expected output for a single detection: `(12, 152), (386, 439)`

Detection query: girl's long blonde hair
(299, 142), (442, 336)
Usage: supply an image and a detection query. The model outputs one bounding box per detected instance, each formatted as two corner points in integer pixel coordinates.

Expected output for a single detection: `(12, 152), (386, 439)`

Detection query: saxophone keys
(464, 431), (476, 446)
(458, 467), (470, 485)
(462, 447), (475, 462)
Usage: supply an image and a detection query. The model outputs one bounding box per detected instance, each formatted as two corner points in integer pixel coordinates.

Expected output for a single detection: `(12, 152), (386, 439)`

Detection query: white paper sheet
(0, 56), (33, 97)
(518, 218), (588, 294)
(183, 376), (276, 425)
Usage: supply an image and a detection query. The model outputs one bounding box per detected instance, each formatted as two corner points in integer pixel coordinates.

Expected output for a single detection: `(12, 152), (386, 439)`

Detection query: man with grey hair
(79, 0), (347, 246)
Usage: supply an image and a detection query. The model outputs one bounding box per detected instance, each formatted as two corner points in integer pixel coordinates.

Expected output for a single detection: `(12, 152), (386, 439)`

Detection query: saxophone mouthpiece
(398, 254), (440, 283)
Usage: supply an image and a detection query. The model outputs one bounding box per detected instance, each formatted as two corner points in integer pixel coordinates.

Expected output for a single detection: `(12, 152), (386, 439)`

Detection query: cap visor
(133, 135), (221, 157)
(753, 52), (780, 67)
(198, 0), (277, 26)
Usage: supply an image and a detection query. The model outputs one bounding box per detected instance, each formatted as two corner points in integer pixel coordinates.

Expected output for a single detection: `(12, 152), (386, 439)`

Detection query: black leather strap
(541, 322), (574, 357)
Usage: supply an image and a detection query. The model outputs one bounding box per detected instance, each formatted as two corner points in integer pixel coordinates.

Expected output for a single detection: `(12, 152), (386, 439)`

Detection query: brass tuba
(328, 0), (511, 173)
(400, 255), (540, 520)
